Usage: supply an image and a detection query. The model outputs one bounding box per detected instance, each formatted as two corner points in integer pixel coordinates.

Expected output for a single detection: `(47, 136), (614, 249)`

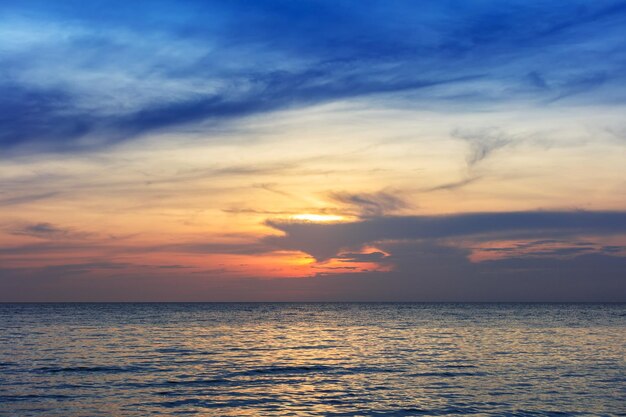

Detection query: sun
(290, 213), (345, 222)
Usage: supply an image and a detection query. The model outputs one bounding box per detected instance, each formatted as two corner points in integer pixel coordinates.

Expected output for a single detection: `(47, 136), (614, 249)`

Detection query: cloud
(2, 211), (625, 302)
(1, 1), (625, 154)
(111, 71), (474, 140)
(527, 71), (549, 90)
(360, 240), (626, 302)
(9, 222), (71, 239)
(158, 241), (274, 256)
(335, 251), (389, 263)
(2, 242), (624, 301)
(11, 223), (67, 237)
(0, 86), (93, 150)
(265, 210), (626, 260)
(0, 55), (478, 153)
(473, 239), (626, 260)
(329, 190), (411, 217)
(0, 192), (59, 207)
(425, 176), (482, 192)
(222, 208), (296, 216)
(548, 72), (609, 102)
(452, 128), (515, 168)
(39, 261), (131, 275)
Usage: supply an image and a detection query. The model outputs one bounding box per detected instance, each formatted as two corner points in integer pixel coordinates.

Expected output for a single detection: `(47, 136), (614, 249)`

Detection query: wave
(0, 394), (73, 402)
(229, 364), (334, 377)
(156, 398), (271, 409)
(153, 347), (209, 355)
(34, 365), (146, 374)
(162, 378), (230, 387)
(409, 371), (488, 377)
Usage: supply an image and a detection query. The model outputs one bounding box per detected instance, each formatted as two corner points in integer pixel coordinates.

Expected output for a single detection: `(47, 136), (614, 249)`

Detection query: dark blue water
(0, 303), (624, 416)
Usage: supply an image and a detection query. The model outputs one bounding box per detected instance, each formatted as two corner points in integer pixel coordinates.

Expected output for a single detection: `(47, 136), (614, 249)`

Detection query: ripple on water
(33, 365), (148, 374)
(0, 303), (624, 416)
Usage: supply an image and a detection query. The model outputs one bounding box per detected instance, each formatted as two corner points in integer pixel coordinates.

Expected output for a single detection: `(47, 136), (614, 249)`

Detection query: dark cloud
(475, 239), (626, 259)
(0, 260), (195, 284)
(336, 251), (389, 263)
(112, 71), (473, 141)
(0, 70), (477, 153)
(2, 241), (624, 301)
(40, 261), (131, 275)
(0, 86), (94, 150)
(8, 222), (82, 240)
(0, 241), (98, 256)
(2, 210), (624, 301)
(265, 210), (626, 260)
(356, 240), (626, 302)
(155, 264), (193, 269)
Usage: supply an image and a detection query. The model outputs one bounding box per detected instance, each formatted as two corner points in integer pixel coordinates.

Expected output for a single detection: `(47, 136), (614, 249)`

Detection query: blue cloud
(1, 0), (625, 152)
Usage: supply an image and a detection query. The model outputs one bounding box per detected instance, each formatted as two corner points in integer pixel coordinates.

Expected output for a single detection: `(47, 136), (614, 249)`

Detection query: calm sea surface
(0, 303), (624, 416)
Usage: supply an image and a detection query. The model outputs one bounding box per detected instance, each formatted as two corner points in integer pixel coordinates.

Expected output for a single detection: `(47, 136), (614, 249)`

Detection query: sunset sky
(1, 0), (625, 301)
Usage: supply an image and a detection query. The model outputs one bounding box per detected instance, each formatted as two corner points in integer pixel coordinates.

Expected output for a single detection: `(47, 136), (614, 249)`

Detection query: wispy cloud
(1, 1), (625, 154)
(452, 128), (515, 168)
(0, 192), (58, 206)
(425, 176), (482, 192)
(8, 222), (82, 240)
(328, 190), (411, 217)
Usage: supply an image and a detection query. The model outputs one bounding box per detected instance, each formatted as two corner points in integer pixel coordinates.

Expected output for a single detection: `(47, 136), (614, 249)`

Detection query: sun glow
(290, 214), (345, 222)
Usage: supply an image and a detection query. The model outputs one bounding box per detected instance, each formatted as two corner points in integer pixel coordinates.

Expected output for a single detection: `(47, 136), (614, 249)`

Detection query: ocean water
(0, 303), (624, 416)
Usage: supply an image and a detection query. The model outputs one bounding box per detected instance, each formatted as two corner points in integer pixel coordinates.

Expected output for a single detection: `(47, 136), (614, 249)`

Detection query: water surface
(1, 303), (624, 416)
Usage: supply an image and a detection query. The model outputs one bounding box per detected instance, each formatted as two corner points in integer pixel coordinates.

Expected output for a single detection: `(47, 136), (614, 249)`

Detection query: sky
(1, 0), (625, 301)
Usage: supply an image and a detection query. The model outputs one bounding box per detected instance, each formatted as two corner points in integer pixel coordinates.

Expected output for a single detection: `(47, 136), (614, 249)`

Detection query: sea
(0, 303), (624, 416)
